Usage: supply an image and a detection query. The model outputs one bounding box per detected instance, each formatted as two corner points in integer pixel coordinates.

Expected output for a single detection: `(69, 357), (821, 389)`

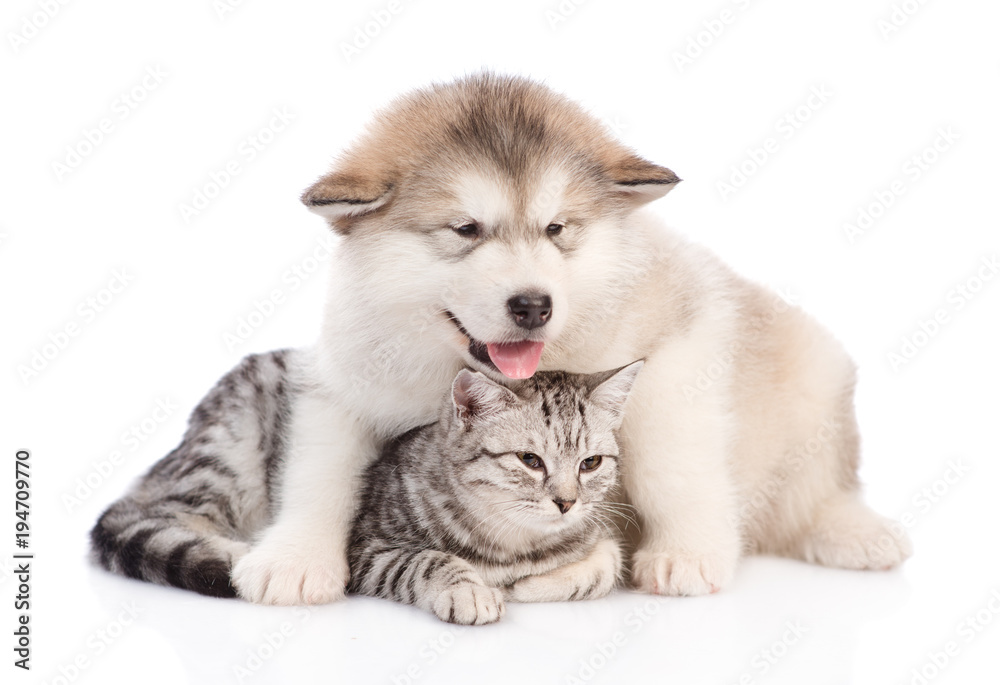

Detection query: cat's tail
(90, 495), (249, 598)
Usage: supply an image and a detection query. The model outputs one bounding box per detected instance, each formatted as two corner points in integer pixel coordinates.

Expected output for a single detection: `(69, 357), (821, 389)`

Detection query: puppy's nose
(553, 498), (575, 514)
(507, 293), (552, 330)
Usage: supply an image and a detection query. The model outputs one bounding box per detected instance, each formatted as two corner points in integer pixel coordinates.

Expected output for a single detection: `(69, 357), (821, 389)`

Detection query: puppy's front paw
(232, 540), (349, 605)
(632, 549), (735, 596)
(432, 583), (505, 625)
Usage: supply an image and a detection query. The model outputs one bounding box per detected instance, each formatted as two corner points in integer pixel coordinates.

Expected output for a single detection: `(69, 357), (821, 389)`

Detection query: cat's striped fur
(90, 350), (299, 597)
(90, 349), (641, 616)
(348, 362), (642, 624)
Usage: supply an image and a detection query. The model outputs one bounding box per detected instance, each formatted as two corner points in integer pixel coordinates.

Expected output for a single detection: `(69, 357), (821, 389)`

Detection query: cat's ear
(452, 369), (518, 424)
(588, 360), (644, 428)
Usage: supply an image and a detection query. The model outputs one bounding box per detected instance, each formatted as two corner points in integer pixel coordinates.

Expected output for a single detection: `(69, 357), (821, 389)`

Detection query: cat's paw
(232, 540), (349, 605)
(507, 539), (621, 603)
(507, 570), (615, 603)
(631, 549), (735, 596)
(432, 583), (505, 625)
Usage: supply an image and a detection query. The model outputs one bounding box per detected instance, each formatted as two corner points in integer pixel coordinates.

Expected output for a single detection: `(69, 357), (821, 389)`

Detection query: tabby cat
(349, 362), (642, 624)
(90, 350), (641, 622)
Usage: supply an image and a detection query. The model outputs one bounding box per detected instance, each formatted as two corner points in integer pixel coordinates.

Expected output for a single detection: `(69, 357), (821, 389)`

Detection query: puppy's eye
(580, 455), (602, 471)
(516, 452), (544, 470)
(546, 223), (564, 236)
(453, 223), (480, 238)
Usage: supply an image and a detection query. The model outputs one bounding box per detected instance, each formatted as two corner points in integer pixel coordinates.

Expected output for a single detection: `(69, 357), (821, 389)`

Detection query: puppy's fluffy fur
(229, 73), (910, 603)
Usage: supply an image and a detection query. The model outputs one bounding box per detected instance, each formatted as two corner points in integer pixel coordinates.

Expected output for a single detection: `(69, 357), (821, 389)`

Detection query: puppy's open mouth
(445, 311), (545, 379)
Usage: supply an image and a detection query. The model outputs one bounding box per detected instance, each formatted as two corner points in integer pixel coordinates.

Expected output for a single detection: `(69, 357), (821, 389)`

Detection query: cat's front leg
(232, 392), (376, 605)
(353, 548), (505, 625)
(506, 538), (622, 603)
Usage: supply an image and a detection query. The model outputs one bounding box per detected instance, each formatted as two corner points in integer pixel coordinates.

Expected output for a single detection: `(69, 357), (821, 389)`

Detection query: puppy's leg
(506, 539), (622, 603)
(621, 353), (742, 597)
(795, 494), (912, 570)
(232, 391), (376, 605)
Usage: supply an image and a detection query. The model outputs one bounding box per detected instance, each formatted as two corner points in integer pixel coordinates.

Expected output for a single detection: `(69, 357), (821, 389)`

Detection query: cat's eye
(453, 222), (480, 238)
(580, 455), (603, 471)
(516, 452), (544, 470)
(546, 222), (564, 236)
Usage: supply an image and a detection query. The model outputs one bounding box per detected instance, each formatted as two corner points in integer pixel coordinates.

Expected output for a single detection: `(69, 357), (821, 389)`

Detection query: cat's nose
(553, 498), (575, 514)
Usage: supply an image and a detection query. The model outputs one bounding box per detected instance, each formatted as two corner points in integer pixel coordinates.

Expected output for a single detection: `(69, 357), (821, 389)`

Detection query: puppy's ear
(300, 170), (393, 233)
(605, 154), (681, 206)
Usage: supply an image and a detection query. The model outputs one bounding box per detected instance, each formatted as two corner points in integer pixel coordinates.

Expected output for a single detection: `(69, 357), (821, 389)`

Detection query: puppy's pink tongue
(486, 341), (545, 379)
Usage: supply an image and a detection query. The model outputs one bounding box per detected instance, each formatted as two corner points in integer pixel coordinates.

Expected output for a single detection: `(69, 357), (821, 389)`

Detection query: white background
(2, 0), (999, 683)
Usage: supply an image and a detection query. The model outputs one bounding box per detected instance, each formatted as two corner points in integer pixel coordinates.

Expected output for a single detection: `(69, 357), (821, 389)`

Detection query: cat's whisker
(586, 510), (619, 540)
(467, 501), (532, 558)
(591, 502), (641, 533)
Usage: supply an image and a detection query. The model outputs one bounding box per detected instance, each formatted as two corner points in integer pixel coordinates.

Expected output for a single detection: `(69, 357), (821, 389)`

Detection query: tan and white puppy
(231, 72), (910, 603)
